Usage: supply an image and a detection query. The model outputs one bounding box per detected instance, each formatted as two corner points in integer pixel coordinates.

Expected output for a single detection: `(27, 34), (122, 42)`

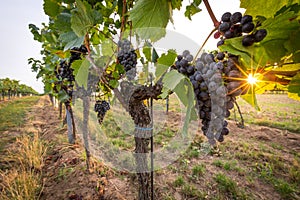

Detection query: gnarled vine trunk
(127, 82), (163, 200)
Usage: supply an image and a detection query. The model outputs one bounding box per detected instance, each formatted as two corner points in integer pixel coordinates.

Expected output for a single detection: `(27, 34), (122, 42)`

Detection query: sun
(247, 73), (258, 85)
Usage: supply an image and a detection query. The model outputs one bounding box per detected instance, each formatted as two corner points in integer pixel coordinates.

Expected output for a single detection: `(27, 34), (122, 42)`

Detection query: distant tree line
(0, 78), (38, 100)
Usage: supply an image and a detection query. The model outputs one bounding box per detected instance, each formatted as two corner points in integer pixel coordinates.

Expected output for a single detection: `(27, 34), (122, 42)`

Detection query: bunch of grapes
(216, 53), (249, 120)
(56, 60), (75, 82)
(217, 54), (248, 96)
(70, 45), (88, 63)
(94, 100), (110, 124)
(117, 39), (137, 80)
(175, 51), (230, 144)
(55, 45), (88, 99)
(216, 12), (267, 47)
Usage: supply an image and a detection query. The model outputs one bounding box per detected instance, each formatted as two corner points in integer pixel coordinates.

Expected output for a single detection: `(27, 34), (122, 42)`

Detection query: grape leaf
(142, 46), (152, 62)
(240, 0), (297, 18)
(170, 0), (182, 10)
(59, 32), (85, 51)
(109, 79), (119, 89)
(241, 88), (260, 111)
(288, 92), (300, 101)
(100, 39), (115, 57)
(152, 48), (159, 63)
(71, 60), (83, 76)
(44, 82), (52, 94)
(43, 0), (60, 18)
(54, 12), (72, 33)
(71, 0), (102, 36)
(155, 49), (177, 81)
(75, 58), (90, 89)
(288, 72), (300, 97)
(284, 28), (300, 62)
(184, 1), (202, 20)
(58, 90), (70, 102)
(129, 0), (170, 41)
(29, 24), (42, 42)
(162, 70), (197, 136)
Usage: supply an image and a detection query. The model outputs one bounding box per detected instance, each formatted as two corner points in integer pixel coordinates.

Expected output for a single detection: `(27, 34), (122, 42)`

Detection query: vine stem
(193, 27), (217, 63)
(234, 101), (245, 128)
(120, 0), (127, 40)
(203, 0), (220, 28)
(192, 0), (220, 62)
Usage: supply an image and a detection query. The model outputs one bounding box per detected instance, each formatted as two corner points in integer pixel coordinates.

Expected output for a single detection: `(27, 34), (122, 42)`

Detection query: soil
(1, 96), (300, 200)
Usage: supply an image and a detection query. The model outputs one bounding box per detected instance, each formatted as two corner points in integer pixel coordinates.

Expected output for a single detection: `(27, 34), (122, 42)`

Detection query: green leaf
(58, 90), (70, 102)
(71, 0), (102, 36)
(284, 28), (300, 62)
(288, 72), (300, 97)
(44, 82), (52, 94)
(129, 0), (170, 41)
(75, 58), (90, 89)
(29, 24), (42, 42)
(155, 49), (176, 81)
(101, 39), (115, 57)
(109, 79), (119, 88)
(184, 2), (202, 20)
(142, 46), (152, 62)
(241, 87), (260, 111)
(240, 0), (297, 18)
(54, 12), (72, 32)
(162, 70), (185, 93)
(71, 59), (83, 76)
(43, 0), (60, 18)
(162, 70), (197, 135)
(152, 48), (159, 63)
(170, 0), (182, 10)
(59, 31), (84, 51)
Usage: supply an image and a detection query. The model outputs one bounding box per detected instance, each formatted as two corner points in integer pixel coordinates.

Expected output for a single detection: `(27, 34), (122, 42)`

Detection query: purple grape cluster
(216, 12), (267, 47)
(55, 45), (88, 98)
(117, 39), (137, 80)
(174, 51), (230, 144)
(94, 100), (110, 124)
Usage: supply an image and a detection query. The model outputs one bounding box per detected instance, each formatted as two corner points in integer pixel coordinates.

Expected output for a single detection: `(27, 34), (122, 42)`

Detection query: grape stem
(86, 53), (129, 111)
(192, 0), (220, 62)
(193, 27), (217, 63)
(120, 0), (127, 40)
(203, 0), (220, 28)
(234, 101), (245, 128)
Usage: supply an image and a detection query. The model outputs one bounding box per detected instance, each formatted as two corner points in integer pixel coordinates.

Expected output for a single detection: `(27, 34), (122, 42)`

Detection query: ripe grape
(224, 30), (234, 39)
(221, 12), (231, 22)
(219, 22), (231, 33)
(254, 29), (267, 42)
(216, 52), (225, 60)
(242, 22), (255, 33)
(230, 12), (242, 24)
(242, 35), (255, 46)
(241, 15), (253, 25)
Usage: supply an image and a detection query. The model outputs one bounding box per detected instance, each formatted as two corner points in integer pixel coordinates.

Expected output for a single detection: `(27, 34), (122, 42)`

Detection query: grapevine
(28, 0), (300, 199)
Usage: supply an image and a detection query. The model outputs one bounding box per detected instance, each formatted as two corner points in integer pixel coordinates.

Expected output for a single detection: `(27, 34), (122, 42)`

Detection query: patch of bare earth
(30, 96), (139, 200)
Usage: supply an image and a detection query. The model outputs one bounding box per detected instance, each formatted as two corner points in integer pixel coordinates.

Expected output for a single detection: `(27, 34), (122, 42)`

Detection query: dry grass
(0, 133), (47, 200)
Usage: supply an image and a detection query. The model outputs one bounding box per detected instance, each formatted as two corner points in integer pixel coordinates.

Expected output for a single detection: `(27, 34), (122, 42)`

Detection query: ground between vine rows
(0, 95), (299, 200)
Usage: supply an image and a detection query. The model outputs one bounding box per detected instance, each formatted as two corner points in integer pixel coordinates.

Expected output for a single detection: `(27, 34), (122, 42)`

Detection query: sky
(0, 0), (244, 94)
